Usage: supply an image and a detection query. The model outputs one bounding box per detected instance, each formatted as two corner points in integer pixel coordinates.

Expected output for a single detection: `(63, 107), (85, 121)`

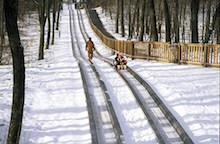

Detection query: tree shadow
(128, 60), (220, 143)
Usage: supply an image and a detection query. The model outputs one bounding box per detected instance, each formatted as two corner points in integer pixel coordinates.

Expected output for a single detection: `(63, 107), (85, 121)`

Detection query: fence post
(148, 43), (151, 61)
(132, 42), (134, 60)
(181, 44), (183, 64)
(178, 43), (181, 64)
(168, 43), (171, 63)
(203, 44), (207, 67)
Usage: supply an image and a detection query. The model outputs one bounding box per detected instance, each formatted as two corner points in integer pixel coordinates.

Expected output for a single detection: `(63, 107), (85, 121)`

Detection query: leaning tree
(4, 0), (25, 143)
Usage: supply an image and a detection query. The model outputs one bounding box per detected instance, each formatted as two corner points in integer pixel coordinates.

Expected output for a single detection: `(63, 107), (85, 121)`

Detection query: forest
(1, 0), (220, 64)
(0, 0), (62, 143)
(87, 0), (220, 44)
(0, 0), (62, 65)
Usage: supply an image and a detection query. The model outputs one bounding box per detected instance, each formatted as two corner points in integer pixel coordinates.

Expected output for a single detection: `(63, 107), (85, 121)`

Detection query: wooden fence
(85, 7), (220, 68)
(179, 44), (220, 67)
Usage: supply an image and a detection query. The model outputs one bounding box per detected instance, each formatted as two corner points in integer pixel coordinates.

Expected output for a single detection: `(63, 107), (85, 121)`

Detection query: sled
(117, 64), (127, 70)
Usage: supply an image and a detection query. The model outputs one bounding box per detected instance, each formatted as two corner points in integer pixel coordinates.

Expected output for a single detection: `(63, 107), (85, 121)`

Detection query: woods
(1, 0), (62, 143)
(1, 0), (220, 63)
(0, 0), (62, 63)
(89, 0), (220, 44)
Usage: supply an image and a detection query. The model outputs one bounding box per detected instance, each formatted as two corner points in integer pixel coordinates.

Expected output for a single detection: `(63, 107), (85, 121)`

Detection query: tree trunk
(46, 0), (52, 50)
(56, 0), (61, 30)
(204, 1), (220, 43)
(191, 0), (200, 43)
(182, 0), (186, 43)
(217, 20), (220, 44)
(128, 0), (131, 39)
(120, 0), (125, 37)
(0, 0), (5, 63)
(174, 0), (179, 43)
(131, 0), (139, 39)
(163, 0), (171, 42)
(136, 4), (140, 38)
(149, 0), (158, 41)
(202, 0), (205, 41)
(109, 5), (112, 19)
(217, 2), (220, 44)
(115, 0), (119, 33)
(139, 0), (146, 41)
(51, 0), (56, 45)
(158, 2), (163, 41)
(4, 0), (25, 143)
(38, 0), (46, 60)
(204, 0), (211, 43)
(145, 2), (150, 40)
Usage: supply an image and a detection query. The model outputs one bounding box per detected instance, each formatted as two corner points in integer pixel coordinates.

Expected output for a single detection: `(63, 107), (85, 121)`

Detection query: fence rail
(85, 7), (220, 68)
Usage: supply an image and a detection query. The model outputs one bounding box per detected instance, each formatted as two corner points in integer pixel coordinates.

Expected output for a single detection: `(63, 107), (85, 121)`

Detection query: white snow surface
(73, 6), (158, 143)
(86, 7), (220, 144)
(1, 6), (91, 144)
(0, 3), (219, 144)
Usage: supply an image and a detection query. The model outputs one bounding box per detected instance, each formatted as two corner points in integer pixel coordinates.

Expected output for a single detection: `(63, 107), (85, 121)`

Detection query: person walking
(86, 37), (95, 61)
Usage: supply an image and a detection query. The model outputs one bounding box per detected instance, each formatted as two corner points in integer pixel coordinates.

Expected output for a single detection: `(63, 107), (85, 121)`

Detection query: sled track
(68, 2), (125, 144)
(77, 4), (194, 144)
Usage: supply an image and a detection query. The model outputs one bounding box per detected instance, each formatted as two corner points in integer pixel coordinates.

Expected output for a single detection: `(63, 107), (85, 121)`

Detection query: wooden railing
(85, 7), (220, 68)
(179, 44), (220, 67)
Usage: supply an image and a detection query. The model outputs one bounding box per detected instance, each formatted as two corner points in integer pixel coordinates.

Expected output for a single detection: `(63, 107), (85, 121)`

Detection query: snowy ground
(83, 7), (220, 144)
(1, 6), (91, 144)
(0, 3), (219, 144)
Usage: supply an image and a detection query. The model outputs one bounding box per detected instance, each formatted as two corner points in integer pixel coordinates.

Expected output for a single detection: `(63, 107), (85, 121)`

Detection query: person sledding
(120, 53), (127, 66)
(113, 52), (127, 70)
(113, 53), (120, 69)
(86, 37), (95, 62)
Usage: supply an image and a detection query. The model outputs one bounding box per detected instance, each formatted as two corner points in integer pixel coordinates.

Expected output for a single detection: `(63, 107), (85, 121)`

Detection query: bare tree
(204, 0), (211, 43)
(204, 1), (220, 43)
(0, 0), (5, 63)
(46, 0), (52, 50)
(158, 1), (163, 41)
(4, 0), (25, 143)
(149, 0), (158, 41)
(182, 0), (187, 43)
(56, 0), (62, 30)
(174, 0), (179, 43)
(38, 0), (46, 60)
(51, 0), (56, 45)
(191, 0), (200, 43)
(121, 0), (125, 37)
(202, 0), (205, 41)
(115, 0), (119, 33)
(217, 1), (220, 44)
(128, 0), (132, 39)
(131, 0), (139, 39)
(139, 0), (146, 41)
(136, 4), (140, 38)
(163, 0), (171, 42)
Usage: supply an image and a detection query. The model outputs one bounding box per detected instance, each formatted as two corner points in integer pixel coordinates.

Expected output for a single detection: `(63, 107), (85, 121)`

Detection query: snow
(73, 7), (158, 143)
(127, 61), (219, 143)
(85, 7), (220, 144)
(0, 3), (219, 144)
(1, 6), (91, 144)
(93, 59), (158, 143)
